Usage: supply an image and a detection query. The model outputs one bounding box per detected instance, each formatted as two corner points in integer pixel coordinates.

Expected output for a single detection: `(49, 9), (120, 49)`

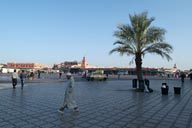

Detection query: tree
(109, 12), (173, 90)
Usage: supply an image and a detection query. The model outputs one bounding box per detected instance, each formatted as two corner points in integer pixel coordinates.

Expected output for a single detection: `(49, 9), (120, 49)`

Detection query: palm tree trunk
(135, 53), (144, 91)
(135, 53), (143, 80)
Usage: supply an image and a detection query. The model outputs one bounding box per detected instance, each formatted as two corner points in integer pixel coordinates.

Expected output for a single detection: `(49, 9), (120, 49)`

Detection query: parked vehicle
(117, 71), (128, 75)
(86, 72), (107, 81)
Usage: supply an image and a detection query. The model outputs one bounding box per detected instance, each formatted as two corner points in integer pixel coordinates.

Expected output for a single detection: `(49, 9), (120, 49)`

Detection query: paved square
(0, 78), (192, 128)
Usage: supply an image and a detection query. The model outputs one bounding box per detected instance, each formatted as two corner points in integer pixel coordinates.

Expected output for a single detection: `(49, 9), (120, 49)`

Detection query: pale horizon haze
(0, 0), (192, 70)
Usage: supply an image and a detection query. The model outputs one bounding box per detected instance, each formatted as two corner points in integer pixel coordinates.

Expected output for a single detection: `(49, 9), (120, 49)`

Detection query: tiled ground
(0, 78), (192, 128)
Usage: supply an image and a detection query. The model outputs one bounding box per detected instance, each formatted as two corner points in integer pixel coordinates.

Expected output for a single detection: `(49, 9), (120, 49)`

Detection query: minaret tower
(81, 56), (87, 68)
(173, 64), (177, 69)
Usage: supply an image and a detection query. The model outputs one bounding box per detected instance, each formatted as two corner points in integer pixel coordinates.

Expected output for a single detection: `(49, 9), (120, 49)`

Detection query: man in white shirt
(12, 69), (19, 89)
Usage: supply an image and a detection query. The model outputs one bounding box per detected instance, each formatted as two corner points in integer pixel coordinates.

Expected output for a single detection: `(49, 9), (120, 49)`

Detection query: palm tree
(110, 12), (173, 90)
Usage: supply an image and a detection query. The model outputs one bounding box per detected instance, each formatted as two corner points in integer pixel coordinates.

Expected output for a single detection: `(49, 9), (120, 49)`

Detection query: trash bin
(161, 83), (169, 95)
(174, 87), (181, 94)
(132, 79), (137, 88)
(139, 80), (145, 92)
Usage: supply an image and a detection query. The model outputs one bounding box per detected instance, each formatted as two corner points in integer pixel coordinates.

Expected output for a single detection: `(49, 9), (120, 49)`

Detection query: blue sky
(0, 0), (191, 70)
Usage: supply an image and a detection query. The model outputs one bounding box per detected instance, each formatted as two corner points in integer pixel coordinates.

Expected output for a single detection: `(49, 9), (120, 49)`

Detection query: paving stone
(139, 126), (151, 128)
(104, 118), (116, 123)
(156, 124), (172, 128)
(97, 121), (110, 127)
(147, 119), (160, 124)
(0, 125), (15, 128)
(174, 123), (188, 128)
(161, 121), (174, 127)
(144, 122), (158, 127)
(14, 121), (29, 127)
(125, 123), (140, 128)
(0, 122), (12, 127)
(92, 126), (104, 128)
(107, 124), (124, 128)
(78, 122), (92, 128)
(32, 120), (47, 126)
(21, 124), (36, 128)
(87, 119), (99, 124)
(39, 123), (56, 128)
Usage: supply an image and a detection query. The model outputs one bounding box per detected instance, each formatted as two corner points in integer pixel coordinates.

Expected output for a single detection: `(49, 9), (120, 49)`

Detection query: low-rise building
(7, 62), (50, 70)
(53, 57), (98, 71)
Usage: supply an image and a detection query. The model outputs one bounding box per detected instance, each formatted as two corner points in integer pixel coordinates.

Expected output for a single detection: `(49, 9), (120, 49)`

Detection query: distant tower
(173, 64), (177, 69)
(81, 57), (87, 68)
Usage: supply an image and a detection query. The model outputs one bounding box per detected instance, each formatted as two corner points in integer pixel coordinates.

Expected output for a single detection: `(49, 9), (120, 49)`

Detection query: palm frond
(109, 45), (135, 56)
(114, 24), (135, 43)
(142, 43), (173, 61)
(146, 27), (166, 43)
(129, 12), (154, 37)
(129, 57), (135, 65)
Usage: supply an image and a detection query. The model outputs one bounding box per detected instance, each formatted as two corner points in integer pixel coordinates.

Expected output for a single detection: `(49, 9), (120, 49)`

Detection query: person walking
(59, 71), (62, 79)
(37, 70), (41, 79)
(30, 72), (34, 80)
(19, 70), (25, 89)
(181, 73), (186, 83)
(58, 72), (79, 113)
(12, 69), (19, 89)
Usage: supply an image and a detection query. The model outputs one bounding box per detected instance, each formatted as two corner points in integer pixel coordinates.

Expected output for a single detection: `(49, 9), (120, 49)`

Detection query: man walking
(58, 72), (79, 113)
(181, 73), (186, 83)
(12, 69), (19, 89)
(20, 70), (25, 89)
(59, 71), (62, 79)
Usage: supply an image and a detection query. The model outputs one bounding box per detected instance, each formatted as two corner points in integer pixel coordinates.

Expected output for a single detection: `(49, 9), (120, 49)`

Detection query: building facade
(7, 62), (49, 70)
(53, 57), (97, 70)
